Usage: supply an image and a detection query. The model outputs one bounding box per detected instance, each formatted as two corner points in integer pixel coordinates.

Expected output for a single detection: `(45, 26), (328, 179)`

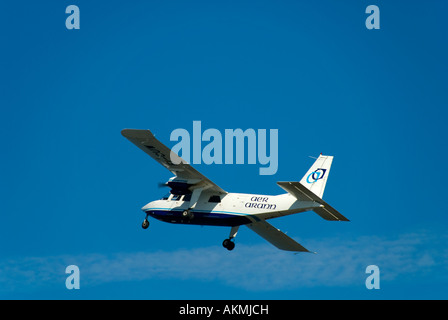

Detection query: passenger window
(208, 195), (221, 203)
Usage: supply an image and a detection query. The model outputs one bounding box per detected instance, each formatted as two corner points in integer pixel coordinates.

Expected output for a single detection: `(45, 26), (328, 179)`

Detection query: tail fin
(300, 154), (333, 199)
(277, 154), (349, 222)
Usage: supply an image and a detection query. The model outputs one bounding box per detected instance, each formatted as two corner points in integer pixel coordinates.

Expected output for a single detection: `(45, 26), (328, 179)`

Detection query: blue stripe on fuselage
(145, 209), (258, 227)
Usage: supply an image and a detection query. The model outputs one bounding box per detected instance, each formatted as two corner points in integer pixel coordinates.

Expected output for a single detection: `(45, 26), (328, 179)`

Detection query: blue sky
(1, 0), (447, 299)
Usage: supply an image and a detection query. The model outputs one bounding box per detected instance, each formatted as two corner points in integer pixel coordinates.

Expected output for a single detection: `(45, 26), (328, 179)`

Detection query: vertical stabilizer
(300, 154), (333, 198)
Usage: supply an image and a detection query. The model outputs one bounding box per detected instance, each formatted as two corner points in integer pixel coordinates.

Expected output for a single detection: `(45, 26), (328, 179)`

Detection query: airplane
(121, 129), (349, 253)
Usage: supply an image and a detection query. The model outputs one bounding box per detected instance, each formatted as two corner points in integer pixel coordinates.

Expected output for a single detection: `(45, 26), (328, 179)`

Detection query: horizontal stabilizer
(277, 181), (349, 222)
(246, 220), (313, 253)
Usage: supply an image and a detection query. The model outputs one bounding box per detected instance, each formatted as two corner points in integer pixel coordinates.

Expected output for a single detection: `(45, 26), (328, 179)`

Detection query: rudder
(300, 154), (333, 198)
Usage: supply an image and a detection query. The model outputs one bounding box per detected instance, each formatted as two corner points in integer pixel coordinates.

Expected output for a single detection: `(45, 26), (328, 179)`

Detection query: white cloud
(1, 230), (446, 294)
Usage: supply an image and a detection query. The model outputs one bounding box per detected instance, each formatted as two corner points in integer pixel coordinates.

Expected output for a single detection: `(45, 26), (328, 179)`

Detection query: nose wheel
(142, 219), (149, 229)
(142, 213), (150, 229)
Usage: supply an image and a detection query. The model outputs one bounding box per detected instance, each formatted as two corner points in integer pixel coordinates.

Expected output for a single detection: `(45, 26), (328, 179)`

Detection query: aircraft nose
(141, 202), (153, 211)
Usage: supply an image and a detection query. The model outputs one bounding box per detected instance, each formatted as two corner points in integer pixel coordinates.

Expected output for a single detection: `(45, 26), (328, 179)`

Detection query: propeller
(158, 182), (169, 188)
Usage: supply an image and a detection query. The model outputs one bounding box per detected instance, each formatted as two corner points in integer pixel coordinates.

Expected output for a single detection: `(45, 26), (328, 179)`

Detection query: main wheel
(142, 219), (150, 229)
(222, 239), (235, 251)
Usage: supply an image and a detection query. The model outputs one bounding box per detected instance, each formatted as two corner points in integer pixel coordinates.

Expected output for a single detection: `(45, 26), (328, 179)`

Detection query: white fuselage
(142, 192), (322, 227)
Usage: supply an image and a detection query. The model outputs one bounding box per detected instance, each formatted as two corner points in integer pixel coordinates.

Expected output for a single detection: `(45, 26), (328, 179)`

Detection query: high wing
(121, 129), (227, 194)
(246, 220), (313, 253)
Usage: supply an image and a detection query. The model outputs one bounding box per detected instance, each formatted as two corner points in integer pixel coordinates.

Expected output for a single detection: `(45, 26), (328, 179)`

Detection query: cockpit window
(171, 194), (182, 201)
(208, 195), (221, 203)
(183, 194), (192, 202)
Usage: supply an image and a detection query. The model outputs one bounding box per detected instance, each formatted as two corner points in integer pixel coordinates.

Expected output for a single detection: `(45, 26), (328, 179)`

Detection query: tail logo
(306, 168), (327, 184)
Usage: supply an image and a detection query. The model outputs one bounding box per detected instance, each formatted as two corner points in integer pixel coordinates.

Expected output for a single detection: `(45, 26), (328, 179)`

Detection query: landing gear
(142, 213), (150, 229)
(182, 209), (194, 220)
(222, 238), (235, 251)
(222, 226), (239, 251)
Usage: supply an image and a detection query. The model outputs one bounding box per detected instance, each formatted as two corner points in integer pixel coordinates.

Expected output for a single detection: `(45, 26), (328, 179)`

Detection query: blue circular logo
(306, 168), (326, 183)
